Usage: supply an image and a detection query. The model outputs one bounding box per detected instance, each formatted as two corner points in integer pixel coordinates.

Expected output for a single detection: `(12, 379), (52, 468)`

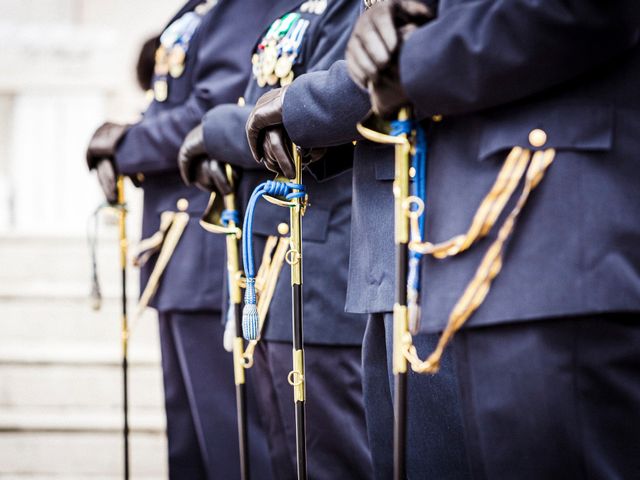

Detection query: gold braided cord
(405, 148), (556, 374)
(410, 147), (531, 259)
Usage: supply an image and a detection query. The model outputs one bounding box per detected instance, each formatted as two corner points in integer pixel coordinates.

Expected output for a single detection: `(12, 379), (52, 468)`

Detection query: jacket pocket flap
(375, 152), (395, 181)
(251, 200), (330, 243)
(479, 102), (614, 161)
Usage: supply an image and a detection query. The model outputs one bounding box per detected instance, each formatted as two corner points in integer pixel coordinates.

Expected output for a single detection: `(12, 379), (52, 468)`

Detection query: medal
(254, 12), (302, 88)
(313, 0), (327, 14)
(195, 0), (218, 15)
(275, 54), (294, 79)
(261, 44), (278, 76)
(169, 45), (186, 78)
(154, 46), (170, 75)
(266, 73), (279, 86)
(154, 78), (168, 102)
(280, 71), (295, 87)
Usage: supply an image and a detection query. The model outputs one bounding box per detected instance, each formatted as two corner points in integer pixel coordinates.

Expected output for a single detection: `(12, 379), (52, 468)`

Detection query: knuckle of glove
(254, 89), (284, 129)
(209, 161), (233, 196)
(399, 0), (433, 20)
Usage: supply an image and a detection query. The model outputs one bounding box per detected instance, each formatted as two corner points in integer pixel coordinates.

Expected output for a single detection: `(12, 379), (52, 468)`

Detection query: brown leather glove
(346, 0), (433, 118)
(86, 122), (128, 170)
(246, 87), (295, 177)
(86, 122), (128, 203)
(178, 125), (236, 194)
(246, 87), (326, 178)
(95, 159), (118, 204)
(192, 159), (237, 195)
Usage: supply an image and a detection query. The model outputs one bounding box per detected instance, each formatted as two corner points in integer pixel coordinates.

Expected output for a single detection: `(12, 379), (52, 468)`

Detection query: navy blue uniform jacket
(201, 0), (367, 345)
(282, 0), (640, 333)
(115, 0), (276, 313)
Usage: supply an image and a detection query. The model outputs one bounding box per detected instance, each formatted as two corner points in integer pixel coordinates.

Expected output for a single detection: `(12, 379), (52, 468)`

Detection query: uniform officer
(244, 3), (470, 479)
(177, 1), (374, 479)
(85, 1), (275, 478)
(346, 0), (640, 478)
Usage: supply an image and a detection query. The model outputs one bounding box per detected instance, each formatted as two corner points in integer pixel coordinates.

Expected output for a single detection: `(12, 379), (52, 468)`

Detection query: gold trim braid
(405, 148), (556, 373)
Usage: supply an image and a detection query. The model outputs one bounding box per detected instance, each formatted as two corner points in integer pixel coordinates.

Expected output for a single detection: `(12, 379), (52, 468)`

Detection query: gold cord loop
(285, 248), (301, 266)
(405, 148), (556, 373)
(409, 147), (531, 258)
(287, 369), (304, 387)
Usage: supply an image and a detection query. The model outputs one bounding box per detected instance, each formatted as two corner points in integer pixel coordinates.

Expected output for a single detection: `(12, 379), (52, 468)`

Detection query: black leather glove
(247, 87), (326, 178)
(178, 124), (208, 184)
(86, 122), (128, 203)
(246, 87), (295, 178)
(346, 0), (433, 118)
(192, 159), (236, 195)
(178, 125), (236, 194)
(86, 122), (128, 170)
(95, 159), (118, 204)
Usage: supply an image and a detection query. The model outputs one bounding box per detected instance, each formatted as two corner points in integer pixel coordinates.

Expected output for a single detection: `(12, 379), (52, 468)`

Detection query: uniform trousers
(253, 339), (373, 480)
(158, 311), (272, 480)
(452, 313), (640, 480)
(363, 313), (472, 480)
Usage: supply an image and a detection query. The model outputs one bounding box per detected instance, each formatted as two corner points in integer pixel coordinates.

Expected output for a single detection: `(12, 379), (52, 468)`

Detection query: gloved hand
(346, 0), (433, 118)
(95, 159), (118, 204)
(247, 87), (327, 178)
(246, 87), (296, 178)
(86, 122), (128, 170)
(86, 122), (128, 203)
(178, 125), (236, 194)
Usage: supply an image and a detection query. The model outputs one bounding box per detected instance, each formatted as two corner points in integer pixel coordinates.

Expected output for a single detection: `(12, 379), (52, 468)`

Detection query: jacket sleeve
(115, 0), (270, 175)
(282, 60), (371, 148)
(400, 0), (640, 117)
(202, 104), (264, 170)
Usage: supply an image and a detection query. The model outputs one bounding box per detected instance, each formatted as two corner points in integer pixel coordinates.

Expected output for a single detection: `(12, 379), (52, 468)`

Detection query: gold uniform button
(529, 129), (547, 148)
(136, 173), (145, 183)
(277, 223), (290, 235)
(176, 198), (189, 212)
(432, 114), (443, 122)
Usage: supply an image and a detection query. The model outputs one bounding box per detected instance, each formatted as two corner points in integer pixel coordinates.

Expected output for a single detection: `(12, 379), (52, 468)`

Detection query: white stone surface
(0, 2), (193, 477)
(0, 233), (168, 478)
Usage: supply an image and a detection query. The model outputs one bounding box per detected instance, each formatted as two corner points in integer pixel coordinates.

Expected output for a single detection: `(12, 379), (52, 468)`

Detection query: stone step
(0, 407), (167, 478)
(0, 431), (166, 478)
(0, 476), (160, 480)
(0, 235), (138, 299)
(0, 407), (164, 433)
(0, 362), (163, 410)
(0, 342), (160, 367)
(0, 297), (159, 346)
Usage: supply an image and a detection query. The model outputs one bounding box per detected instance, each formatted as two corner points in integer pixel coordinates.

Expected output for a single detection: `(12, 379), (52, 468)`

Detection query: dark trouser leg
(362, 313), (394, 480)
(158, 311), (207, 480)
(382, 313), (471, 480)
(253, 340), (297, 480)
(171, 311), (273, 480)
(453, 313), (640, 480)
(254, 339), (373, 480)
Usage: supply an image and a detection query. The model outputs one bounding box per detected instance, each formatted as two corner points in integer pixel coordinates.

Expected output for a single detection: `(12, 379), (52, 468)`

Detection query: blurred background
(0, 1), (186, 478)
